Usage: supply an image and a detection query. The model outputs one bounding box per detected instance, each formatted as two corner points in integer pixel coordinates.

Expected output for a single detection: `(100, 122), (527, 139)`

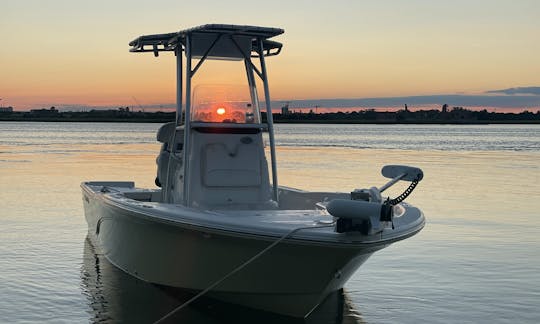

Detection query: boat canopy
(129, 24), (283, 58)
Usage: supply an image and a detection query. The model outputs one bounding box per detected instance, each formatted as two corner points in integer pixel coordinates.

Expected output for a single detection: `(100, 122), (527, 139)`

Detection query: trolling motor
(327, 165), (423, 234)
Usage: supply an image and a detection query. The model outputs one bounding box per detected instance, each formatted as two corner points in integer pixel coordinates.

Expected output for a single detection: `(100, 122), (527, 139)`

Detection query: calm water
(1, 122), (539, 323)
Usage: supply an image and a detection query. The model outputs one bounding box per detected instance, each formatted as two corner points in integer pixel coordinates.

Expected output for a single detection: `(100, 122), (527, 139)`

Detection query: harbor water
(1, 122), (539, 323)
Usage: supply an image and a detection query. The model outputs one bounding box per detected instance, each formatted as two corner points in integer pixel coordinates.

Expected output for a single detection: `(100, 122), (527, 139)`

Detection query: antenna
(131, 96), (144, 112)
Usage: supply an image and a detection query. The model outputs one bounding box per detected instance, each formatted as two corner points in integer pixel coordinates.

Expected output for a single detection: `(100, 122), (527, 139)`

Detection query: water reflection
(81, 237), (364, 323)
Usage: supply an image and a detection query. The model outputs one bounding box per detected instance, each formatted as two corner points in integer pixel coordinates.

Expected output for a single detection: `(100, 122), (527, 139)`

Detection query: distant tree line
(266, 106), (540, 124)
(1, 105), (539, 124)
(0, 107), (175, 123)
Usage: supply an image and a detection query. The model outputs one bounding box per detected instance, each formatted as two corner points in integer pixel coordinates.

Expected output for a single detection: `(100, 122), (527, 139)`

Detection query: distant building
(442, 104), (448, 113)
(281, 104), (290, 115)
(450, 106), (475, 120)
(375, 111), (397, 122)
(0, 106), (13, 113)
(30, 106), (59, 117)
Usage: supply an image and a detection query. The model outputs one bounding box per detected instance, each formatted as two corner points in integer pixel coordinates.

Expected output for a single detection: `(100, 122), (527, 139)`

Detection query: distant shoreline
(1, 107), (539, 124)
(1, 117), (539, 124)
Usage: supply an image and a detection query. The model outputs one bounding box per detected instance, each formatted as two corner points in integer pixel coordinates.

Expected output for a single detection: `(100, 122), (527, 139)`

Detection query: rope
(153, 222), (335, 324)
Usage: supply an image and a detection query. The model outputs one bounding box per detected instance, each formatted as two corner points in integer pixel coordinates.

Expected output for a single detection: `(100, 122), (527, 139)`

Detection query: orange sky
(1, 1), (540, 110)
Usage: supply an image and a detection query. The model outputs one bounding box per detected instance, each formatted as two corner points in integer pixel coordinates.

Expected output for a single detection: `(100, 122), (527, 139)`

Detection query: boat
(81, 24), (425, 319)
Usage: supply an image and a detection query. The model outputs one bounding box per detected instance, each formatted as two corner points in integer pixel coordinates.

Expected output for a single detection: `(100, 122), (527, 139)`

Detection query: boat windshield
(191, 85), (260, 124)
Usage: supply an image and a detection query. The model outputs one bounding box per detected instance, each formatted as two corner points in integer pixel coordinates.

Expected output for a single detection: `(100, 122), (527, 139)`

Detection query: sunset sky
(1, 0), (539, 111)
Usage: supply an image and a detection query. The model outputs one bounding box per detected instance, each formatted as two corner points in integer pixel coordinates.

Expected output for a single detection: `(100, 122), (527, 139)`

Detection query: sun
(216, 107), (226, 115)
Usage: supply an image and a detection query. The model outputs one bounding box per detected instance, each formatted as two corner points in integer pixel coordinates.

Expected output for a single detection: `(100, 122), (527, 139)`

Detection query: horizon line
(6, 93), (540, 112)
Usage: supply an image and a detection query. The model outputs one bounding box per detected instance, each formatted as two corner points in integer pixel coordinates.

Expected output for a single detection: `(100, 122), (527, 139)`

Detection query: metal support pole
(175, 47), (183, 126)
(164, 46), (184, 203)
(244, 58), (260, 119)
(379, 173), (407, 193)
(258, 38), (279, 203)
(182, 34), (192, 206)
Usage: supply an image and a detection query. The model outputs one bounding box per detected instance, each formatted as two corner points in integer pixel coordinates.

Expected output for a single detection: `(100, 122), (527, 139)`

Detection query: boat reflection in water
(80, 237), (365, 323)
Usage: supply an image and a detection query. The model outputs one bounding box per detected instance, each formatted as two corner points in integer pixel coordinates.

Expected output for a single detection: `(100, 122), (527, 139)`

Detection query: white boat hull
(82, 181), (423, 317)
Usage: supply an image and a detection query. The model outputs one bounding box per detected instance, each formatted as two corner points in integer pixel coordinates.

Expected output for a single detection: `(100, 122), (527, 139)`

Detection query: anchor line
(153, 222), (335, 324)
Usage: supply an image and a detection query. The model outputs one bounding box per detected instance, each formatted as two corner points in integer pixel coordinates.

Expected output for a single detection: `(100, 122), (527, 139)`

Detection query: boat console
(130, 24), (284, 207)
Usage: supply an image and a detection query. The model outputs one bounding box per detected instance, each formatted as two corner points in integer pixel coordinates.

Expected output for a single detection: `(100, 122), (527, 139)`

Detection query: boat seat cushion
(156, 122), (176, 143)
(202, 142), (261, 187)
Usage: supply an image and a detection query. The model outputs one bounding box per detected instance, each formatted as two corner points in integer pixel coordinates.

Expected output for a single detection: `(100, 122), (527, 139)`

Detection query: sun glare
(216, 107), (226, 115)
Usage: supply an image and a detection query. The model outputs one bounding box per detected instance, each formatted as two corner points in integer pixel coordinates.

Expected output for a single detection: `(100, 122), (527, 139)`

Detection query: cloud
(486, 86), (540, 95)
(286, 94), (540, 109)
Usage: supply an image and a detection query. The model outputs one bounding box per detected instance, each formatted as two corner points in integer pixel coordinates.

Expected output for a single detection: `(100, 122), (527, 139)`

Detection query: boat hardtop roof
(129, 24), (284, 57)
